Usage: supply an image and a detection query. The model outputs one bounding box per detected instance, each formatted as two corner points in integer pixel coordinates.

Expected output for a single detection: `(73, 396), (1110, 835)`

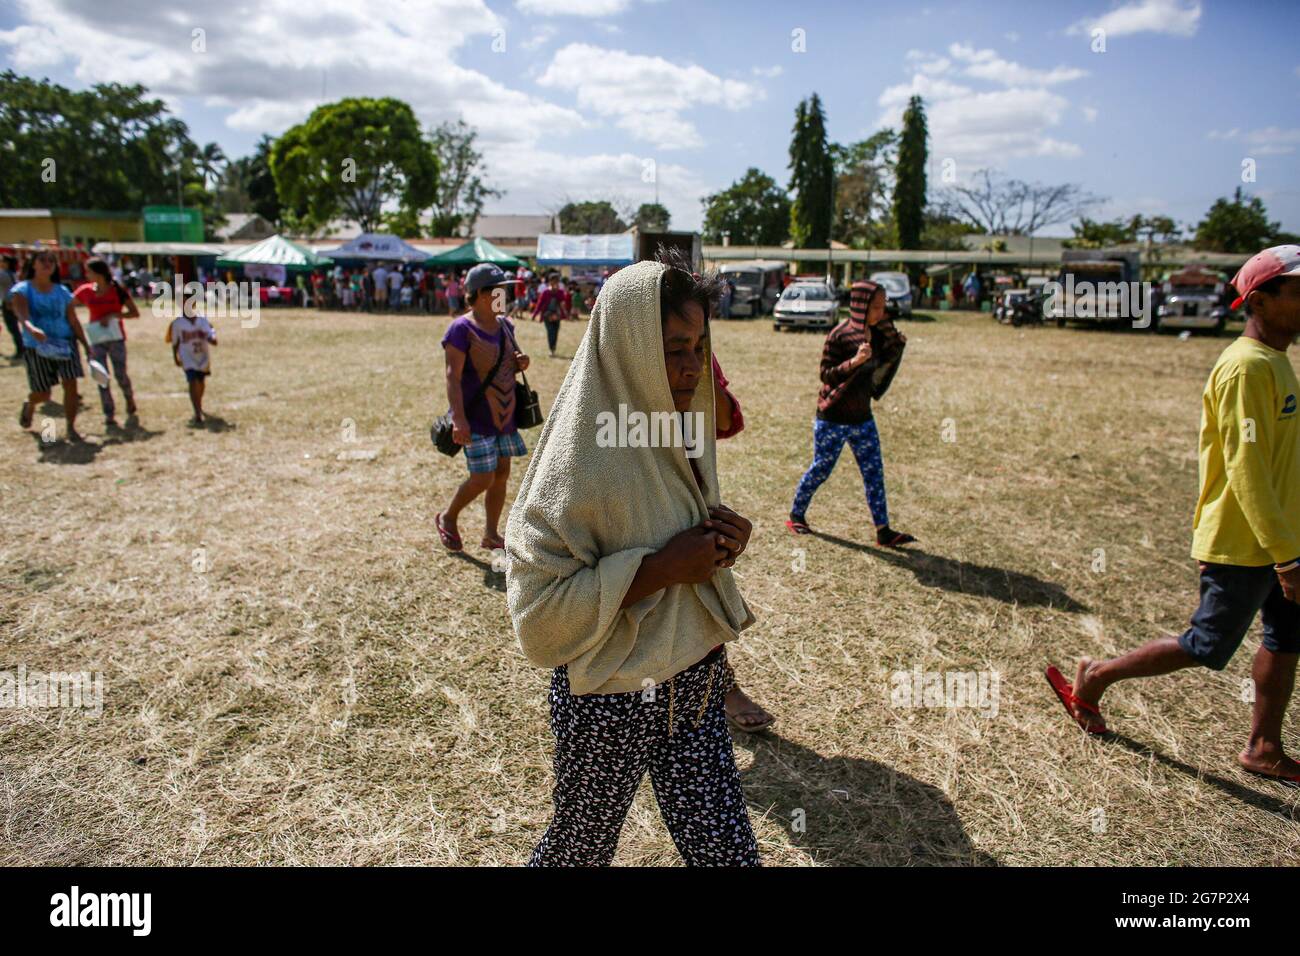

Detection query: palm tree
(197, 142), (227, 191)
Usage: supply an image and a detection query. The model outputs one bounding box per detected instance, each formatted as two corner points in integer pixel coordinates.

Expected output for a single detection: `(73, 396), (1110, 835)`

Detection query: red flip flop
(785, 519), (812, 535)
(1045, 665), (1108, 735)
(435, 512), (463, 552)
(1244, 766), (1300, 787)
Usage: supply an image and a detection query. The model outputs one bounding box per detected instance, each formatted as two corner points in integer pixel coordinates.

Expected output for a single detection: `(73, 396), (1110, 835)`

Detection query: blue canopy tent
(318, 232), (430, 263)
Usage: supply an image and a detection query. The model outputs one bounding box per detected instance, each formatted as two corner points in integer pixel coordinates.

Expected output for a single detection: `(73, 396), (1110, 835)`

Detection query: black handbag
(501, 323), (544, 430)
(431, 335), (506, 457)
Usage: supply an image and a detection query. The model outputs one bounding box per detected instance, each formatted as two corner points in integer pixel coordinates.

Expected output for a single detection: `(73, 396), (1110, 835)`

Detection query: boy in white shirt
(166, 306), (218, 426)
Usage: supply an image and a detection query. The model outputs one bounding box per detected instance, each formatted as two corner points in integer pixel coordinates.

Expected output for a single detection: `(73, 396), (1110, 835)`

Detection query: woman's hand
(515, 352), (530, 372)
(705, 505), (752, 567)
(26, 323), (47, 343)
(452, 415), (472, 446)
(658, 526), (729, 584)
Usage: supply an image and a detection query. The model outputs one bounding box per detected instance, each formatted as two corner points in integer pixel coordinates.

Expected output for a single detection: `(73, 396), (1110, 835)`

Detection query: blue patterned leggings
(791, 418), (889, 527)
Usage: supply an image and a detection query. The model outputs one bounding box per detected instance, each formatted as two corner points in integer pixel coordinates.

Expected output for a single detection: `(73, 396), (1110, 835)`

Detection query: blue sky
(2, 0), (1297, 235)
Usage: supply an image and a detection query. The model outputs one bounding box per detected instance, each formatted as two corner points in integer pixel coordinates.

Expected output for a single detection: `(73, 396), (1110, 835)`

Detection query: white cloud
(1068, 0), (1202, 39)
(883, 45), (1087, 166)
(537, 43), (763, 149)
(516, 0), (632, 15)
(752, 65), (784, 79)
(1206, 126), (1300, 156)
(481, 147), (710, 229)
(0, 0), (587, 154)
(947, 43), (1087, 86)
(1082, 106), (1099, 123)
(520, 24), (558, 50)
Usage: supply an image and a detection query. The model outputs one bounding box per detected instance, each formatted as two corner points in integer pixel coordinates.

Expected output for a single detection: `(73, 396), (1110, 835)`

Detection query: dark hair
(85, 257), (112, 281)
(2, 256), (16, 270)
(22, 250), (60, 283)
(656, 244), (723, 325)
(1244, 275), (1288, 317)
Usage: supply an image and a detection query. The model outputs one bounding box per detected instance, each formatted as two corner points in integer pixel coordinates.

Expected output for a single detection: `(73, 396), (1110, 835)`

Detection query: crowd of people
(305, 262), (586, 326)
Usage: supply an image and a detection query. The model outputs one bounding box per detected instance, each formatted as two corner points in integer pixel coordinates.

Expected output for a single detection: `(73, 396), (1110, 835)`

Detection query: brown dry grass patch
(1, 303), (1297, 865)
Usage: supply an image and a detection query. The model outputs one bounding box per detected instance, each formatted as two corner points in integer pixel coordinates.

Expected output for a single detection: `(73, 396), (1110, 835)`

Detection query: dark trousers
(2, 305), (22, 357)
(529, 649), (759, 867)
(544, 319), (560, 352)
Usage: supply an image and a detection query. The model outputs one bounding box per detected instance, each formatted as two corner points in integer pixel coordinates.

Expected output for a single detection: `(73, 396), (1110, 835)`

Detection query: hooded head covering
(849, 280), (884, 325)
(505, 259), (753, 696)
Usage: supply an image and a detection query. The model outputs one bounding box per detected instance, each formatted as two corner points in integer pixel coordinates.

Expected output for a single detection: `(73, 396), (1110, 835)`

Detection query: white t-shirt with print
(170, 315), (215, 372)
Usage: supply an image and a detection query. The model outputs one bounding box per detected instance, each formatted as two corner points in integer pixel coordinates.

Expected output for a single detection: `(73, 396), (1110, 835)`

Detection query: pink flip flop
(435, 512), (463, 552)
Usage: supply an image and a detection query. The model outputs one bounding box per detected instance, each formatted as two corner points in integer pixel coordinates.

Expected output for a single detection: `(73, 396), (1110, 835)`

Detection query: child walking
(167, 304), (218, 426)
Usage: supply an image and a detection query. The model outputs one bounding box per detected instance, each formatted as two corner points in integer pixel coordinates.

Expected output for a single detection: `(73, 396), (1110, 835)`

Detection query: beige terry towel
(505, 260), (754, 695)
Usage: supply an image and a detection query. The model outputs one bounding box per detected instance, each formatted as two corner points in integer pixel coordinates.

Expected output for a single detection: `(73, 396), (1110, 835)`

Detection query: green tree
(788, 93), (834, 248)
(1067, 216), (1139, 248)
(270, 97), (438, 234)
(893, 95), (928, 250)
(633, 202), (671, 232)
(557, 200), (626, 234)
(1193, 188), (1281, 253)
(196, 142), (227, 190)
(831, 129), (897, 247)
(427, 119), (502, 237)
(0, 70), (207, 212)
(701, 168), (790, 245)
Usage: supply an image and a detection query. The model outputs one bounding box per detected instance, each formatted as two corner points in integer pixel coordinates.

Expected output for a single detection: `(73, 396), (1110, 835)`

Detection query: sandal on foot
(785, 518), (812, 535)
(876, 527), (917, 548)
(1045, 665), (1108, 734)
(436, 512), (463, 552)
(481, 533), (505, 551)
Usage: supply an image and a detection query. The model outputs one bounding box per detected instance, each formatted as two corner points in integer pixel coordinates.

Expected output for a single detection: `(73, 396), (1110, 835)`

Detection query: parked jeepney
(1156, 265), (1230, 334)
(719, 260), (787, 317)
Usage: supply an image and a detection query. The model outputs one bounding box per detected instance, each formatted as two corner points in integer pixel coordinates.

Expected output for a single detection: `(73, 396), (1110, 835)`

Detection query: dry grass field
(2, 301), (1298, 866)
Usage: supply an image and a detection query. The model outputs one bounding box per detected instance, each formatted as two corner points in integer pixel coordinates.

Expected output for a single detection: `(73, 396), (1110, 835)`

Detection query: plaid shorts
(464, 430), (527, 474)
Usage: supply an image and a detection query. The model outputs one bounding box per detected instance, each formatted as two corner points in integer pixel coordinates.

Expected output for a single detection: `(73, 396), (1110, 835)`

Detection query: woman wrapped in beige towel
(506, 252), (760, 866)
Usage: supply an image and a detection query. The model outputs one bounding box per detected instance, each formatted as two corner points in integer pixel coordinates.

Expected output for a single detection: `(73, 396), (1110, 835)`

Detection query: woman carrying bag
(436, 264), (533, 553)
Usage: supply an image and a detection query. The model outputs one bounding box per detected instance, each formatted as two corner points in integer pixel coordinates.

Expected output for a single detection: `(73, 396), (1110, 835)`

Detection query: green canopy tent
(426, 237), (524, 269)
(216, 234), (334, 271)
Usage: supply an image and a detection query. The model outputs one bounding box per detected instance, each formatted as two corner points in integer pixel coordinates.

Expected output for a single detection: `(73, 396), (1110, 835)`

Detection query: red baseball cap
(1229, 244), (1300, 309)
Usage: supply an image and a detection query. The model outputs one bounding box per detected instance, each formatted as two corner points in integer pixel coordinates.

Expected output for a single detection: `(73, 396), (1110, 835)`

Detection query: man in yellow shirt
(1048, 245), (1300, 783)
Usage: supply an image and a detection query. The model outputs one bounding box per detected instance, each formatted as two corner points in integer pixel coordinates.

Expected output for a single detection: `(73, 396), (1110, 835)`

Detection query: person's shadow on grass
(736, 731), (998, 865)
(450, 550), (507, 593)
(193, 415), (235, 433)
(1105, 733), (1299, 819)
(810, 533), (1087, 612)
(29, 432), (105, 465)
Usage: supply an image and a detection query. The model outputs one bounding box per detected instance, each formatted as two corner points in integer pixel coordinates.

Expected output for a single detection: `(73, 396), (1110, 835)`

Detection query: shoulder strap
(499, 320), (531, 390)
(464, 331), (507, 411)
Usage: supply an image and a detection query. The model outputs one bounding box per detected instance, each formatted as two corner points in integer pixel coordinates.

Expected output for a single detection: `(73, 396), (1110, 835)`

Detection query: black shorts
(1177, 562), (1300, 670)
(184, 369), (210, 383)
(23, 348), (83, 393)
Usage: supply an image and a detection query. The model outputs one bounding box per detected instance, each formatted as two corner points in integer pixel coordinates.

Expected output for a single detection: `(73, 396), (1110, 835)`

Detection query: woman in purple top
(436, 264), (531, 552)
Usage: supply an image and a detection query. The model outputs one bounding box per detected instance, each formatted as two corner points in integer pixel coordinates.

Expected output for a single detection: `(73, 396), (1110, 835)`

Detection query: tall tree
(427, 119), (502, 237)
(787, 94), (834, 248)
(892, 95), (928, 250)
(270, 97), (438, 234)
(196, 142), (227, 191)
(557, 200), (626, 234)
(1194, 188), (1283, 253)
(937, 169), (1102, 236)
(701, 168), (790, 245)
(633, 202), (671, 232)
